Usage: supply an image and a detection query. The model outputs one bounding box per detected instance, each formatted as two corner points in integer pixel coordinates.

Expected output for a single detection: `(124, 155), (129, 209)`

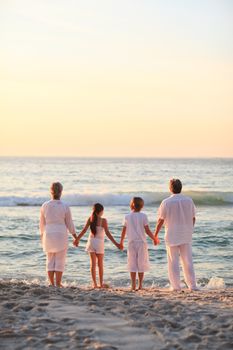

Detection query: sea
(0, 157), (232, 289)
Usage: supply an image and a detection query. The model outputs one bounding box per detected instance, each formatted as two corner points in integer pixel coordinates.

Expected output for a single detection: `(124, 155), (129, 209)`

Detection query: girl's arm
(120, 226), (126, 250)
(74, 218), (90, 246)
(103, 219), (120, 249)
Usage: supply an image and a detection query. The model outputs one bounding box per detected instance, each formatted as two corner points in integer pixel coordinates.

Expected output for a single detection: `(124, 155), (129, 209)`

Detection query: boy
(120, 197), (159, 291)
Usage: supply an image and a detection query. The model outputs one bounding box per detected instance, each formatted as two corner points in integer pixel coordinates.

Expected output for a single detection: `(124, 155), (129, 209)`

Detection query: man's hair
(130, 197), (144, 211)
(169, 179), (182, 194)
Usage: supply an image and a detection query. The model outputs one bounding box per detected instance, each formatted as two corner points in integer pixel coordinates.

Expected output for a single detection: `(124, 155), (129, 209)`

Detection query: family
(39, 179), (198, 292)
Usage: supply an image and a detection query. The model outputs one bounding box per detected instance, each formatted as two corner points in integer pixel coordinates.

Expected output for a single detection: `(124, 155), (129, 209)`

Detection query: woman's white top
(40, 199), (75, 253)
(123, 212), (149, 243)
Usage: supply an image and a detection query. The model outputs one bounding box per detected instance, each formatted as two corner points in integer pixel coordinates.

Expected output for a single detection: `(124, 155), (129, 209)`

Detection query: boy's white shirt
(123, 211), (149, 243)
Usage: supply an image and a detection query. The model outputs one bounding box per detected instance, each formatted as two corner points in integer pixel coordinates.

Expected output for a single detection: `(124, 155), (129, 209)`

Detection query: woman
(40, 182), (77, 287)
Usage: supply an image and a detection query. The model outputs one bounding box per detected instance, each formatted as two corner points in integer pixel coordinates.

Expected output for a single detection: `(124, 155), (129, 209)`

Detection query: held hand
(154, 236), (160, 246)
(119, 242), (124, 251)
(116, 243), (121, 250)
(73, 238), (79, 247)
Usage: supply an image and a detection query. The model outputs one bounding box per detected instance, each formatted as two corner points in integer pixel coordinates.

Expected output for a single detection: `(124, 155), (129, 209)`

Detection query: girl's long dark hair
(90, 203), (104, 235)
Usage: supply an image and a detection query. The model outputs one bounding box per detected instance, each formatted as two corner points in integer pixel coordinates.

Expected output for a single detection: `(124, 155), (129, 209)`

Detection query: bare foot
(100, 283), (110, 289)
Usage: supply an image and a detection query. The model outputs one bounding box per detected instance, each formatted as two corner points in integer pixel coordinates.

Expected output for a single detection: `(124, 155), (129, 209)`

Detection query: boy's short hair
(169, 179), (182, 194)
(130, 197), (144, 211)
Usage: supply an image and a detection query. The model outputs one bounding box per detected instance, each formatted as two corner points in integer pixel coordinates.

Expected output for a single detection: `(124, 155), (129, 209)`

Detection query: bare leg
(90, 253), (98, 288)
(96, 254), (104, 288)
(130, 272), (137, 291)
(138, 272), (144, 290)
(47, 271), (55, 286)
(55, 271), (63, 287)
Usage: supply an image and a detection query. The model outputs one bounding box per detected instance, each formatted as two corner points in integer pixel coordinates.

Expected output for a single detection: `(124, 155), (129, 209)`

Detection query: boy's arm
(103, 219), (120, 249)
(74, 218), (90, 246)
(120, 226), (126, 250)
(145, 225), (156, 241)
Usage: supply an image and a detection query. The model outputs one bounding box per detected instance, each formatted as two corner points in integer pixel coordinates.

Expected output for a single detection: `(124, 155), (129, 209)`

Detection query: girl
(74, 203), (120, 288)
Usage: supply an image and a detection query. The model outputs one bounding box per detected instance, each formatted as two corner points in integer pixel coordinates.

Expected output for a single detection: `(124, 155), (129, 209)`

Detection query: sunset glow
(1, 0), (232, 157)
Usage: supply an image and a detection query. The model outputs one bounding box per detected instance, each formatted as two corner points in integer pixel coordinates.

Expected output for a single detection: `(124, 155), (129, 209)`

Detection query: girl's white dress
(86, 225), (105, 254)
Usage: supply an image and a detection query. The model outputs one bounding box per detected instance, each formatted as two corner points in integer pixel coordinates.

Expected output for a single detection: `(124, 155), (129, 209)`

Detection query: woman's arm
(103, 219), (120, 249)
(74, 218), (90, 246)
(39, 207), (45, 241)
(65, 207), (77, 239)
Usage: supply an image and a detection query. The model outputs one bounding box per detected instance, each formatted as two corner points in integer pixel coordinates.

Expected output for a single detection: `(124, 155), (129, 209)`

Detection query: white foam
(0, 191), (233, 207)
(204, 277), (226, 290)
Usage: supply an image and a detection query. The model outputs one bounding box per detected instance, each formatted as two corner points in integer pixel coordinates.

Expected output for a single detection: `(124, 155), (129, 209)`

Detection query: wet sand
(0, 281), (232, 350)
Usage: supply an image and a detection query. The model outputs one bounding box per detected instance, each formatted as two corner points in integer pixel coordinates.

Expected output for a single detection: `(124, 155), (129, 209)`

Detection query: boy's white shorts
(127, 241), (150, 272)
(46, 249), (67, 272)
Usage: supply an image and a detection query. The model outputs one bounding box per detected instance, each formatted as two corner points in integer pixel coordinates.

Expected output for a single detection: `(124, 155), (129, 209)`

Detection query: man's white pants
(166, 243), (197, 290)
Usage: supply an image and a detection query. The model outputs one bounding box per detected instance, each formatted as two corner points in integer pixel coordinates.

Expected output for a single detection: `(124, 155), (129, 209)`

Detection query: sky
(0, 0), (233, 157)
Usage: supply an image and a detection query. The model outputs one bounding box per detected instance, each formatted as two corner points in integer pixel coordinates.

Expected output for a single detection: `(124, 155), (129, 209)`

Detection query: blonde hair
(130, 197), (144, 211)
(50, 182), (63, 199)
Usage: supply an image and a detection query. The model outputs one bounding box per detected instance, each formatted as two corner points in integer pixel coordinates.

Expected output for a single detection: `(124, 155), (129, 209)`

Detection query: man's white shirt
(158, 194), (196, 246)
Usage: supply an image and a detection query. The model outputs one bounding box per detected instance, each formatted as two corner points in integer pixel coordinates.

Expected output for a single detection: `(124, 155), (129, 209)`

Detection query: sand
(0, 281), (232, 350)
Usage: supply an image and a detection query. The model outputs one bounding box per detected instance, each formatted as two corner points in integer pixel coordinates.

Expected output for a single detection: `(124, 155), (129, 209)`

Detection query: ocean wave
(0, 191), (233, 207)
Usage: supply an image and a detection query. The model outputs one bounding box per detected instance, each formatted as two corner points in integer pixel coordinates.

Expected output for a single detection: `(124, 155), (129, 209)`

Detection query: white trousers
(46, 249), (67, 272)
(166, 243), (197, 290)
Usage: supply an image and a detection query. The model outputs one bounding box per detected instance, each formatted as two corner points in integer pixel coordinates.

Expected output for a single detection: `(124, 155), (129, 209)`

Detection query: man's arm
(154, 218), (164, 238)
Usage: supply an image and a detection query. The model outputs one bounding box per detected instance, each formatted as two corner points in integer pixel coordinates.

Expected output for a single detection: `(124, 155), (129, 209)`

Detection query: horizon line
(0, 156), (233, 159)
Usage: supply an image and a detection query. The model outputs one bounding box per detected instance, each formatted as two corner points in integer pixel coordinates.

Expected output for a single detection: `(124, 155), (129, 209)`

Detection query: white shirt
(158, 194), (196, 247)
(40, 199), (75, 253)
(123, 212), (149, 243)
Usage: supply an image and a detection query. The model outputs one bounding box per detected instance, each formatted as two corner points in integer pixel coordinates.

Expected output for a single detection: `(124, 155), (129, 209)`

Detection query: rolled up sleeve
(158, 202), (166, 220)
(65, 207), (76, 235)
(39, 207), (46, 236)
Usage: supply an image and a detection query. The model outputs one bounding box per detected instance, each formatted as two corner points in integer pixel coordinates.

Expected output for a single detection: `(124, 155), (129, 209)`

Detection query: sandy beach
(0, 281), (232, 350)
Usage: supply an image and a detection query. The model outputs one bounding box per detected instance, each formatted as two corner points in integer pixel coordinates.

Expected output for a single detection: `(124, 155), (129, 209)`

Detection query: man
(154, 179), (197, 291)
